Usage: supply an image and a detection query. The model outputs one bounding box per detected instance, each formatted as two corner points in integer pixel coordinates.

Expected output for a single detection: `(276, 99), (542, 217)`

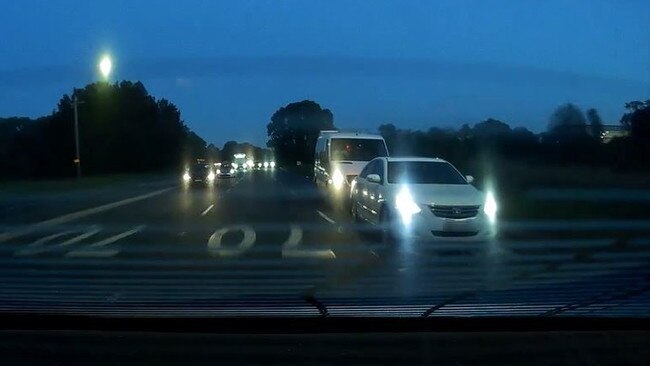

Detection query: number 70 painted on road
(207, 225), (336, 259)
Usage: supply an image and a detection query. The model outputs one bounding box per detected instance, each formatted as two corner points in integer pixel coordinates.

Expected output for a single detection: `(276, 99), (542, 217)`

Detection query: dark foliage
(0, 81), (207, 179)
(266, 100), (335, 165)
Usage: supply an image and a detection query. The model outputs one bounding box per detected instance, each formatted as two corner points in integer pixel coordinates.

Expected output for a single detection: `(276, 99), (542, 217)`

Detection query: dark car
(182, 163), (215, 185)
(218, 162), (235, 178)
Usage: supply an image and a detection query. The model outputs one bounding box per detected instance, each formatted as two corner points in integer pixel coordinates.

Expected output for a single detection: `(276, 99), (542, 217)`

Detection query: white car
(350, 157), (497, 242)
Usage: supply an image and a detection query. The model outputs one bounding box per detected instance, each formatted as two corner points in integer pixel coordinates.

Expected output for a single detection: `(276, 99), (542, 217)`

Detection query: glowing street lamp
(99, 55), (112, 80)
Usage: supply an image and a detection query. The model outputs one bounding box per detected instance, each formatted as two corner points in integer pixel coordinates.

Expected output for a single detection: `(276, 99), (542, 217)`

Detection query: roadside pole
(73, 95), (82, 179)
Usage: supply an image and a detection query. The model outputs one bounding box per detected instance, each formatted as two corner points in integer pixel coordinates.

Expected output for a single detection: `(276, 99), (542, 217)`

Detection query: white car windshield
(387, 161), (468, 185)
(331, 138), (388, 161)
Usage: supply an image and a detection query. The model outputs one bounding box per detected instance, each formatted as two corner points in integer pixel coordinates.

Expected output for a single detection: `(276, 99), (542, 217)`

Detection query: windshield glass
(388, 161), (467, 184)
(0, 1), (648, 325)
(331, 138), (388, 161)
(190, 164), (210, 174)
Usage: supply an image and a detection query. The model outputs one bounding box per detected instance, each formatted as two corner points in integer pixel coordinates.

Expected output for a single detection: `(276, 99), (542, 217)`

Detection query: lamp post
(73, 95), (84, 178)
(72, 54), (113, 179)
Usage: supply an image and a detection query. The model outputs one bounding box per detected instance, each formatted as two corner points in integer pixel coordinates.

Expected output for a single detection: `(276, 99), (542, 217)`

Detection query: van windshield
(330, 138), (388, 161)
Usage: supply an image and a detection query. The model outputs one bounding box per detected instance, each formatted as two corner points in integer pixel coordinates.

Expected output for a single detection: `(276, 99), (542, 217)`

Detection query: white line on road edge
(0, 187), (173, 244)
(316, 210), (336, 225)
(201, 204), (215, 216)
(65, 225), (145, 258)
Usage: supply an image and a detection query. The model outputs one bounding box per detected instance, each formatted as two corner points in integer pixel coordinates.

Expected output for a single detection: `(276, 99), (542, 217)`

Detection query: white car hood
(401, 184), (484, 206)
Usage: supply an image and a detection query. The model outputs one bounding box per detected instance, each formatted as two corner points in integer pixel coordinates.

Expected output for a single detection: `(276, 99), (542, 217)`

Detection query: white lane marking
(207, 225), (256, 258)
(282, 224), (335, 259)
(316, 210), (336, 225)
(0, 187), (173, 244)
(58, 227), (100, 247)
(14, 226), (101, 256)
(65, 225), (145, 258)
(201, 204), (215, 216)
(14, 231), (71, 256)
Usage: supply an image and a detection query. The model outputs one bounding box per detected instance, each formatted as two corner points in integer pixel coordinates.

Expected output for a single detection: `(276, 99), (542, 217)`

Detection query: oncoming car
(350, 157), (497, 242)
(182, 163), (215, 186)
(217, 162), (236, 178)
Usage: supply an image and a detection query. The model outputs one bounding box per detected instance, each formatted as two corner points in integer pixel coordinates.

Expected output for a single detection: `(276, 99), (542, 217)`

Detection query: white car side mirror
(465, 175), (474, 184)
(367, 174), (381, 184)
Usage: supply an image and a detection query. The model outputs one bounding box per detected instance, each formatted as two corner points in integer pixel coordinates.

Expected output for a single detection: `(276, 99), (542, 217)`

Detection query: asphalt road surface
(1, 168), (650, 317)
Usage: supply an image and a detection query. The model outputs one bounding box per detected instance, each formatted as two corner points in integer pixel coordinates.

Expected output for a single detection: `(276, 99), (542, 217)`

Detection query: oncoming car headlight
(207, 171), (215, 181)
(216, 169), (221, 174)
(331, 169), (345, 190)
(395, 186), (421, 225)
(182, 172), (191, 182)
(483, 191), (498, 224)
(230, 168), (235, 174)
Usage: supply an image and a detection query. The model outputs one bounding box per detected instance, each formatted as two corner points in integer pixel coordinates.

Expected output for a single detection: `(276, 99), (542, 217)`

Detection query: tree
(1, 81), (208, 179)
(378, 123), (398, 154)
(621, 100), (650, 139)
(472, 118), (512, 138)
(586, 108), (604, 138)
(548, 103), (588, 137)
(267, 100), (335, 165)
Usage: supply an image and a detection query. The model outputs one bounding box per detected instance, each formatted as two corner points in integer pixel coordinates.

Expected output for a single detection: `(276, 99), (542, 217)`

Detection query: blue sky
(1, 0), (648, 146)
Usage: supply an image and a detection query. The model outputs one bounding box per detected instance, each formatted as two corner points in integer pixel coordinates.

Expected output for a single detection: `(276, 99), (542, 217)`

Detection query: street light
(99, 55), (112, 80)
(72, 54), (112, 179)
(72, 95), (84, 179)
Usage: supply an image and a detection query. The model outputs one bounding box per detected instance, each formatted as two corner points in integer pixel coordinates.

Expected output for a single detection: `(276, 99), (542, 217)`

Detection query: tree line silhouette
(267, 100), (650, 173)
(0, 81), (273, 179)
(2, 83), (647, 181)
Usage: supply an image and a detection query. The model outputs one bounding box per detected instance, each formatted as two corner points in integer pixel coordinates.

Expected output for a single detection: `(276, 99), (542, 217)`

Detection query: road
(1, 168), (650, 317)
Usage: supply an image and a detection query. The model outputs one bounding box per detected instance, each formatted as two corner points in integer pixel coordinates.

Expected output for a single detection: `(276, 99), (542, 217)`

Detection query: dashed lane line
(316, 210), (336, 225)
(201, 204), (215, 216)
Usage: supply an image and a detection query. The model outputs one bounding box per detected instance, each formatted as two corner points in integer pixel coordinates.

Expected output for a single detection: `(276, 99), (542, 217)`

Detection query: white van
(313, 131), (389, 193)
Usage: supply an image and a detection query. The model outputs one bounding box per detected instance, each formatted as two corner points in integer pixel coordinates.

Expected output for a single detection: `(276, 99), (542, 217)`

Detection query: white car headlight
(270, 161), (276, 168)
(232, 163), (239, 169)
(483, 191), (497, 224)
(331, 169), (345, 190)
(182, 172), (191, 181)
(230, 168), (235, 174)
(263, 161), (269, 168)
(216, 169), (221, 174)
(207, 171), (215, 181)
(395, 186), (421, 225)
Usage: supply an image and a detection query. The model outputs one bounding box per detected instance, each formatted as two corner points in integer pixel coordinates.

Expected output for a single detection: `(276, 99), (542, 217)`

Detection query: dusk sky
(1, 0), (648, 146)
